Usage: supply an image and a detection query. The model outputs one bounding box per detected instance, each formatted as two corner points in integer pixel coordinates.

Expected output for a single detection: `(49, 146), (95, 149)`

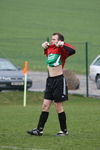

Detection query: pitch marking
(0, 146), (49, 150)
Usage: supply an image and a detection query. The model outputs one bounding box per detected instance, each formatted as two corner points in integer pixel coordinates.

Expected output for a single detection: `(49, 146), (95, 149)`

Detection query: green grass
(0, 91), (100, 150)
(0, 0), (100, 73)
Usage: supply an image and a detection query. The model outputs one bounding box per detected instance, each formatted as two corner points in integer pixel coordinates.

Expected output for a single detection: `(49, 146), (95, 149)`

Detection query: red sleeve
(64, 43), (76, 50)
(44, 49), (48, 56)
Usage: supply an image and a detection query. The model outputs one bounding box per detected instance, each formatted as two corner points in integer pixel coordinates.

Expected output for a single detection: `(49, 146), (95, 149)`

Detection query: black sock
(58, 112), (67, 133)
(37, 111), (49, 131)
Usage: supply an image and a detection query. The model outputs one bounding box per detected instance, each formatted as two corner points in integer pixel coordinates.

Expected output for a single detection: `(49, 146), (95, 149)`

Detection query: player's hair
(52, 32), (64, 41)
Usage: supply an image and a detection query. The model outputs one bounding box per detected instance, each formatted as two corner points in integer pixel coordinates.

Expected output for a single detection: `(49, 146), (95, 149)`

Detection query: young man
(27, 32), (76, 136)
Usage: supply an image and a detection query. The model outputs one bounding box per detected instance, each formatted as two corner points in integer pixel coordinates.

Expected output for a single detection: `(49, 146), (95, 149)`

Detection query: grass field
(0, 91), (100, 150)
(0, 0), (100, 73)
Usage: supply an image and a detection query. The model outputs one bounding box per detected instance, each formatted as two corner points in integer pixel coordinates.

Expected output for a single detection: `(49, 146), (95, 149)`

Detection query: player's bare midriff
(47, 65), (63, 77)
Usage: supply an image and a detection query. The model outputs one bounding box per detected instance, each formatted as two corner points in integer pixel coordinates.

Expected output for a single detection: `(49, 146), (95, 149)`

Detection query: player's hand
(42, 41), (49, 49)
(55, 41), (64, 47)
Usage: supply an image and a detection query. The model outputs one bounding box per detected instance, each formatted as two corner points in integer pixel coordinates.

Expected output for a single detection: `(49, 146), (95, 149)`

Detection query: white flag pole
(23, 73), (27, 107)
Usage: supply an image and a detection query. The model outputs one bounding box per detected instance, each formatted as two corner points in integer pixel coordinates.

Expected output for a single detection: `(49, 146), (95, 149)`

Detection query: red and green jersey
(44, 43), (76, 68)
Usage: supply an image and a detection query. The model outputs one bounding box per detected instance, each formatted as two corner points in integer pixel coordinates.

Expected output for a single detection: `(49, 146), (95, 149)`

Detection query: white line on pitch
(0, 145), (49, 150)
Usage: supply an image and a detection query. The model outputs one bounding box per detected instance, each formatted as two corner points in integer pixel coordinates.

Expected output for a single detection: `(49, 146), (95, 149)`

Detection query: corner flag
(23, 61), (28, 75)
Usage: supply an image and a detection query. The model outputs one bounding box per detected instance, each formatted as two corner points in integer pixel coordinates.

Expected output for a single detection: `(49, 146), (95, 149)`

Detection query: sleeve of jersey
(44, 49), (48, 56)
(63, 43), (76, 56)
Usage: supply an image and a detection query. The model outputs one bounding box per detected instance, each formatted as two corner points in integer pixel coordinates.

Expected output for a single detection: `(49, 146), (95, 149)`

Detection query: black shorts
(44, 74), (68, 103)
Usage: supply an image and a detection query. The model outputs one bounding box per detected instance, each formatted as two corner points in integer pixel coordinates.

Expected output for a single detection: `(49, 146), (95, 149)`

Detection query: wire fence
(0, 38), (100, 98)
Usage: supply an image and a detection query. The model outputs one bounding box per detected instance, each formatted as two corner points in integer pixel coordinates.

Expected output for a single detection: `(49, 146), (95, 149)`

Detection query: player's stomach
(47, 65), (63, 77)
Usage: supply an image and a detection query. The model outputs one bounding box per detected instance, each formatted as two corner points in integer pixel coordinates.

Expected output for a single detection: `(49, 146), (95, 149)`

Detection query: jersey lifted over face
(44, 43), (76, 68)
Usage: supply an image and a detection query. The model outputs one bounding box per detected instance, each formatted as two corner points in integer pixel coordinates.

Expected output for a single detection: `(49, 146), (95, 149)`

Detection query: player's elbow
(69, 49), (76, 56)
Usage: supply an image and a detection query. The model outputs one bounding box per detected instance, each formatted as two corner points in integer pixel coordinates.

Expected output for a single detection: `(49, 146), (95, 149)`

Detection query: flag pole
(23, 73), (27, 107)
(23, 61), (28, 107)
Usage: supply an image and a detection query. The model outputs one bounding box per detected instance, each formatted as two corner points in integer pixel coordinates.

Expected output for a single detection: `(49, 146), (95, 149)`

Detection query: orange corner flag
(23, 61), (28, 74)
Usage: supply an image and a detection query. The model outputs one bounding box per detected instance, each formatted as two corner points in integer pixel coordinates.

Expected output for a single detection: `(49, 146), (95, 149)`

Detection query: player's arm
(42, 41), (49, 56)
(55, 41), (76, 56)
(63, 43), (76, 56)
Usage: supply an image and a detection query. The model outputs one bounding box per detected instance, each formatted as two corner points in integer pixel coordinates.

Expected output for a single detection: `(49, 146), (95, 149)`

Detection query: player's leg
(55, 102), (64, 113)
(55, 102), (68, 136)
(27, 99), (52, 136)
(36, 99), (52, 131)
(53, 75), (68, 136)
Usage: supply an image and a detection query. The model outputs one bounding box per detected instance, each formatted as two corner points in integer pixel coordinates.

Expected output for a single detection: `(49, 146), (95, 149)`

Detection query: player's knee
(55, 103), (64, 113)
(42, 103), (50, 111)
